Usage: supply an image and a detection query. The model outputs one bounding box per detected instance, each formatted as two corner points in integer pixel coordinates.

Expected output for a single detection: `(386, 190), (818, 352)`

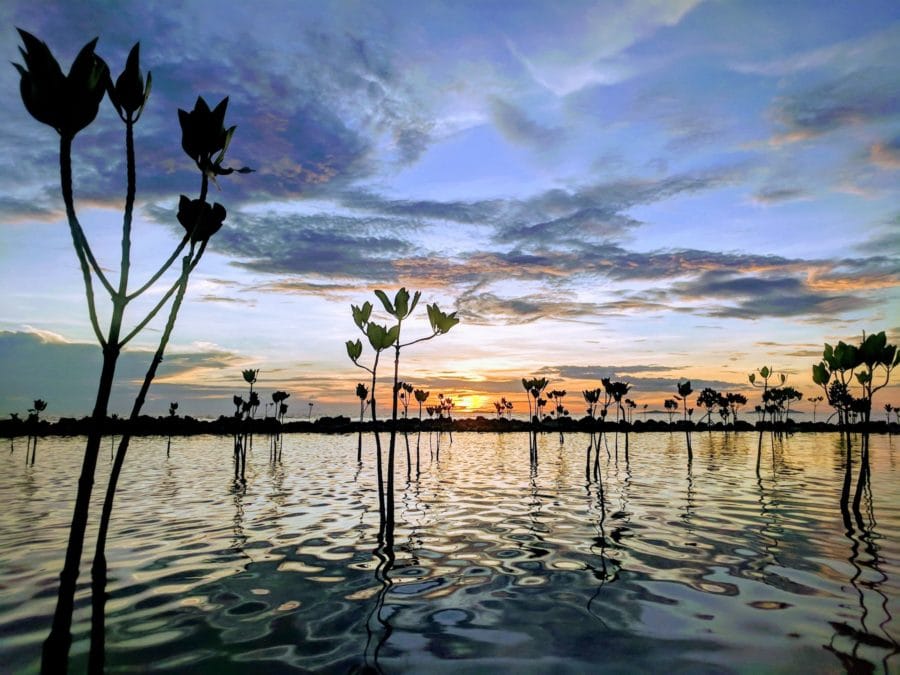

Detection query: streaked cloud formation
(0, 1), (897, 417)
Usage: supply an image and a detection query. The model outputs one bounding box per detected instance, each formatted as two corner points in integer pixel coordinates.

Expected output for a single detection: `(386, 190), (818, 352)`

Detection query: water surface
(1, 431), (898, 673)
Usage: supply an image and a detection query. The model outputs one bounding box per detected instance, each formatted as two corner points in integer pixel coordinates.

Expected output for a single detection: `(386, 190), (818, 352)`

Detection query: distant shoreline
(1, 415), (896, 438)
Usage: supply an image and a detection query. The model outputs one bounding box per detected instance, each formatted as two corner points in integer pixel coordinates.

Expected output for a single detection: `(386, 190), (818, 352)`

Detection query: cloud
(539, 364), (741, 393)
(751, 187), (808, 205)
(771, 67), (900, 142)
(869, 137), (900, 170)
(732, 23), (900, 78)
(455, 290), (604, 325)
(0, 329), (244, 417)
(505, 0), (703, 96)
(669, 270), (872, 319)
(488, 97), (563, 148)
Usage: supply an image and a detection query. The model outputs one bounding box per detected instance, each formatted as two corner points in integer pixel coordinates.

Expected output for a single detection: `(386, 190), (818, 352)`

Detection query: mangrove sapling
(808, 396), (824, 423)
(414, 389), (429, 473)
(271, 391), (290, 460)
(583, 388), (603, 479)
(749, 366), (785, 473)
(26, 399), (47, 466)
(347, 300), (399, 523)
(548, 390), (568, 443)
(398, 381), (414, 476)
(664, 398), (678, 427)
(277, 402), (289, 461)
(726, 393), (747, 427)
(356, 383), (369, 463)
(13, 33), (249, 670)
(353, 289), (459, 523)
(8, 413), (19, 454)
(239, 369), (260, 476)
(844, 333), (897, 514)
(440, 394), (455, 447)
(604, 380), (630, 460)
(166, 402), (178, 457)
(696, 388), (720, 430)
(523, 377), (549, 461)
(90, 231), (216, 668)
(675, 380), (693, 460)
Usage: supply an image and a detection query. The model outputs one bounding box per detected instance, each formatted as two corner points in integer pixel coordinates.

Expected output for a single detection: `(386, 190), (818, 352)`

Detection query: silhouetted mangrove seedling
(26, 398), (47, 466)
(763, 385), (803, 427)
(674, 380), (693, 460)
(14, 30), (250, 671)
(582, 388), (604, 478)
(355, 382), (369, 463)
(492, 396), (514, 420)
(726, 392), (747, 426)
(522, 377), (549, 462)
(270, 390), (290, 460)
(348, 288), (458, 524)
(396, 381), (415, 477)
(413, 388), (429, 472)
(624, 398), (637, 424)
(807, 395), (824, 423)
(166, 401), (178, 457)
(233, 369), (260, 480)
(435, 393), (456, 456)
(8, 413), (20, 454)
(813, 331), (898, 518)
(664, 398), (678, 426)
(696, 387), (722, 430)
(347, 300), (397, 520)
(603, 379), (631, 459)
(548, 389), (569, 442)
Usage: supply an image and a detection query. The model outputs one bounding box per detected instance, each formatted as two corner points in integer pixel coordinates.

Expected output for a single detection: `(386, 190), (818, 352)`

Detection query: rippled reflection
(1, 432), (899, 672)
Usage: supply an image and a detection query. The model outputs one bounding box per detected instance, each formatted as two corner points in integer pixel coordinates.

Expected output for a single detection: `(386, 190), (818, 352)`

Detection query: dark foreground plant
(812, 331), (898, 521)
(14, 30), (251, 673)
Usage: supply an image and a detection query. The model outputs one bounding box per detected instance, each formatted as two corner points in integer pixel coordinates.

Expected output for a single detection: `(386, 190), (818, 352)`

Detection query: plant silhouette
(14, 30), (251, 672)
(347, 288), (458, 528)
(26, 399), (47, 466)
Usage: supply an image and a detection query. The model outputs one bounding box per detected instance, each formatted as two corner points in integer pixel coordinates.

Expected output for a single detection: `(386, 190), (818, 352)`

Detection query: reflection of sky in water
(1, 432), (897, 672)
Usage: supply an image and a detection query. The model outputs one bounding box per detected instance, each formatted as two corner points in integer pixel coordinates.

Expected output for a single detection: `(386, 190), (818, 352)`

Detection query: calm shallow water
(1, 431), (898, 673)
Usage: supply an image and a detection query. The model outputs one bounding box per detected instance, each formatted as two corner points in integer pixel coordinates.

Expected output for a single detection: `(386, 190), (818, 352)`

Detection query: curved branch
(119, 242), (206, 347)
(399, 331), (439, 349)
(125, 234), (190, 301)
(60, 136), (107, 347)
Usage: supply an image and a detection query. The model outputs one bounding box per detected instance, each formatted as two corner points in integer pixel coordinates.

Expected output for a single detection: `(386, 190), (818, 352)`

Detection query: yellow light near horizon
(455, 394), (490, 413)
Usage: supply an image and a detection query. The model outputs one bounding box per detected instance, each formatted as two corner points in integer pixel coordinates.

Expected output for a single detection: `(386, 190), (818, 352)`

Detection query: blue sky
(1, 1), (898, 419)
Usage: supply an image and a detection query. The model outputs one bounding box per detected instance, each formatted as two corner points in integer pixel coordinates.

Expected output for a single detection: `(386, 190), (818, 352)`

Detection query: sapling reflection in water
(13, 30), (251, 672)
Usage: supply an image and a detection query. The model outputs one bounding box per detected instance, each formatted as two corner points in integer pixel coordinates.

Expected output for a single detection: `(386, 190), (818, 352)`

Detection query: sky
(0, 0), (898, 421)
